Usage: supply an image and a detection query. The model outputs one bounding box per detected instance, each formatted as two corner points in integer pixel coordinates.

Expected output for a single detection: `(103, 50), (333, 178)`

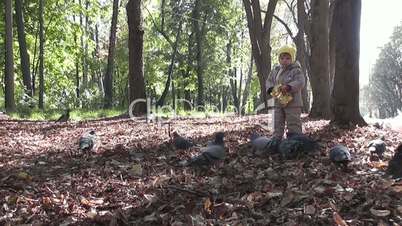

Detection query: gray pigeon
(56, 109), (70, 123)
(79, 130), (96, 152)
(387, 144), (402, 178)
(180, 132), (225, 167)
(368, 136), (386, 158)
(250, 134), (281, 155)
(329, 145), (351, 167)
(250, 133), (271, 152)
(172, 131), (194, 150)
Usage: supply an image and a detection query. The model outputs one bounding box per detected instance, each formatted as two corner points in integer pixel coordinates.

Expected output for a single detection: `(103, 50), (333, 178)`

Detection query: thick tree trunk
(243, 0), (278, 111)
(104, 0), (119, 108)
(15, 0), (32, 97)
(331, 0), (366, 126)
(308, 0), (331, 119)
(5, 0), (16, 112)
(127, 0), (146, 115)
(156, 19), (183, 107)
(38, 0), (45, 109)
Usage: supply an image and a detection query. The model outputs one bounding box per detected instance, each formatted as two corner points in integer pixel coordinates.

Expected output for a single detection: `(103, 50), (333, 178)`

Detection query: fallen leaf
(333, 212), (348, 226)
(370, 208), (391, 217)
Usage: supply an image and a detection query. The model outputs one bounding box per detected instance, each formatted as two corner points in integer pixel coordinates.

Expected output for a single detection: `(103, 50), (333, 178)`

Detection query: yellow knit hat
(278, 45), (296, 62)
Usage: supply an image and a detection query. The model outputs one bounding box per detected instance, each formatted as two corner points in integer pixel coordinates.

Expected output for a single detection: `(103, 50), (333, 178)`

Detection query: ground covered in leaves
(1, 115), (402, 225)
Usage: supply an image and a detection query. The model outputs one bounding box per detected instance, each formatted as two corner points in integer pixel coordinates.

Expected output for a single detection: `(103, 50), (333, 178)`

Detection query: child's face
(279, 53), (292, 67)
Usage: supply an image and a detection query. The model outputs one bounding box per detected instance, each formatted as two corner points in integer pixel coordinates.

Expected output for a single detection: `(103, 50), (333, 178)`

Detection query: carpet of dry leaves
(0, 114), (402, 226)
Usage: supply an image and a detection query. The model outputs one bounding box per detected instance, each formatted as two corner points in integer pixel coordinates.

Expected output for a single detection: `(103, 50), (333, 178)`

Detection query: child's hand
(280, 85), (291, 93)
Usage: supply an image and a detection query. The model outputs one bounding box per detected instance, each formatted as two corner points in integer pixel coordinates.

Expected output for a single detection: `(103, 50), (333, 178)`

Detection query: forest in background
(0, 0), (401, 121)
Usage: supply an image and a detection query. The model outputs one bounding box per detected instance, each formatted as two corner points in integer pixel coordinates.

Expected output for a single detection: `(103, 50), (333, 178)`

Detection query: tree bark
(308, 0), (331, 119)
(104, 0), (119, 108)
(4, 0), (16, 112)
(156, 19), (183, 107)
(242, 0), (278, 111)
(331, 0), (366, 126)
(15, 0), (32, 97)
(127, 0), (146, 115)
(241, 53), (253, 115)
(193, 0), (208, 107)
(38, 0), (45, 109)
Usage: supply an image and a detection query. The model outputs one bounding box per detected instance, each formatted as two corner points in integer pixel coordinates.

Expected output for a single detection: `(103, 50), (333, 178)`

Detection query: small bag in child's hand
(271, 84), (293, 106)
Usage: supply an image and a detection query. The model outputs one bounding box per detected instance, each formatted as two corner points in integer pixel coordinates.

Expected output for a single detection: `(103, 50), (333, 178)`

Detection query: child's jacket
(265, 62), (305, 107)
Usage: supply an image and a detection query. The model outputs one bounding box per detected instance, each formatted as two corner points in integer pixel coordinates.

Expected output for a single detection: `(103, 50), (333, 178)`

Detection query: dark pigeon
(387, 144), (402, 178)
(56, 109), (70, 123)
(79, 130), (96, 153)
(172, 131), (194, 150)
(368, 136), (386, 158)
(279, 139), (303, 159)
(180, 132), (225, 167)
(279, 134), (318, 159)
(207, 132), (225, 146)
(287, 133), (319, 153)
(329, 145), (352, 167)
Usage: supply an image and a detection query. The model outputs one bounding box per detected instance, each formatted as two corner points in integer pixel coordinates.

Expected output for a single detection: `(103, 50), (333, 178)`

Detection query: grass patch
(8, 108), (126, 121)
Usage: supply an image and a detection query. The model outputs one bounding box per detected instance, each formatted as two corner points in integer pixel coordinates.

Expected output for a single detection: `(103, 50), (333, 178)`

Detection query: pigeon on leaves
(329, 145), (351, 167)
(367, 136), (386, 158)
(79, 130), (97, 153)
(172, 131), (194, 150)
(179, 132), (225, 167)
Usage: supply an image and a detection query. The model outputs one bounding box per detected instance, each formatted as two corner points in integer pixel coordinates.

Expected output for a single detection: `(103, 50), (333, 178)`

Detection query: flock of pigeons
(170, 131), (402, 178)
(55, 108), (400, 179)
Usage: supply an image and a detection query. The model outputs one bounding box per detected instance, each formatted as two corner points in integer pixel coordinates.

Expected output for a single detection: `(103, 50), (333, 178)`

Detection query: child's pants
(272, 107), (302, 139)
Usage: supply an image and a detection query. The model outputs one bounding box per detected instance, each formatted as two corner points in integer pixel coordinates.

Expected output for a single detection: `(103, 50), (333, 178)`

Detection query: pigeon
(172, 131), (194, 150)
(207, 132), (225, 146)
(279, 139), (303, 159)
(387, 143), (402, 178)
(286, 133), (319, 153)
(56, 109), (70, 123)
(79, 130), (97, 153)
(329, 145), (352, 167)
(367, 136), (386, 158)
(250, 133), (271, 152)
(279, 134), (318, 159)
(180, 132), (225, 167)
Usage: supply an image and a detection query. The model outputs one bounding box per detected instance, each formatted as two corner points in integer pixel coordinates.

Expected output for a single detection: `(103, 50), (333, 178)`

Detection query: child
(266, 45), (305, 139)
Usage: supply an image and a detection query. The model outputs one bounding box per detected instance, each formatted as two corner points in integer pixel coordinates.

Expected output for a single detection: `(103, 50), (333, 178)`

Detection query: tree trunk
(308, 0), (331, 119)
(183, 30), (194, 111)
(15, 0), (32, 97)
(104, 0), (119, 108)
(331, 0), (366, 126)
(243, 0), (278, 111)
(329, 0), (336, 92)
(4, 0), (16, 112)
(241, 53), (253, 115)
(38, 0), (45, 109)
(193, 0), (208, 107)
(227, 42), (239, 112)
(156, 19), (183, 107)
(127, 0), (146, 115)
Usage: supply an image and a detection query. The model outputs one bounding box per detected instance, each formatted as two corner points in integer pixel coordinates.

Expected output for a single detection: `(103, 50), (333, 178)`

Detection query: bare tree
(331, 0), (366, 126)
(4, 0), (16, 112)
(38, 0), (45, 109)
(309, 0), (331, 118)
(242, 0), (278, 109)
(127, 0), (146, 115)
(104, 0), (119, 108)
(15, 0), (33, 97)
